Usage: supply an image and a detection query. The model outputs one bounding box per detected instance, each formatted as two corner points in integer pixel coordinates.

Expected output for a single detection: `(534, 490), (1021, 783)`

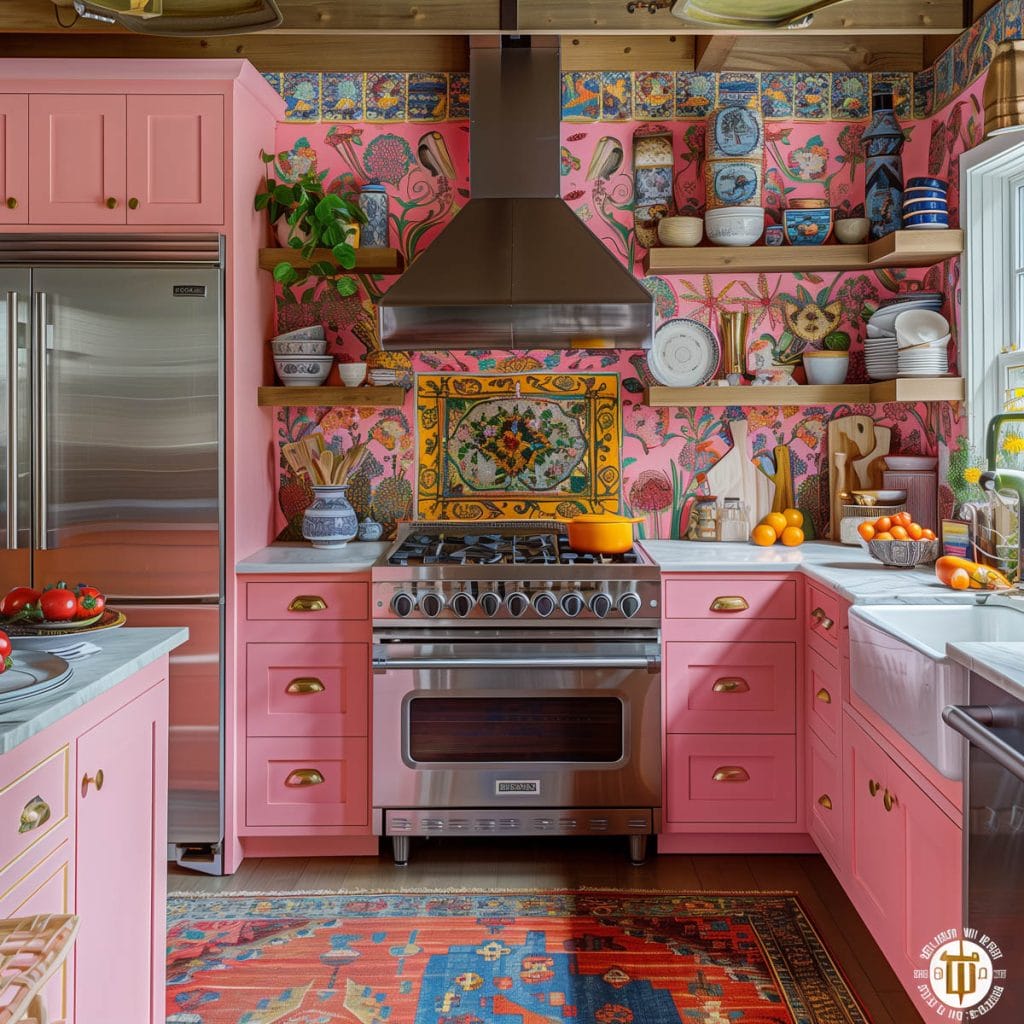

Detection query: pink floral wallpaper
(271, 68), (986, 542)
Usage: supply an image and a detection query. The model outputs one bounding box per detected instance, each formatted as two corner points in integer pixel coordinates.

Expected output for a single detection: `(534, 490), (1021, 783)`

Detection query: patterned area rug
(166, 889), (870, 1024)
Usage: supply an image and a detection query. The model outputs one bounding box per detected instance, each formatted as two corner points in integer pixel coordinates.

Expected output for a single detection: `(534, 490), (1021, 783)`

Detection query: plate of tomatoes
(0, 583), (123, 636)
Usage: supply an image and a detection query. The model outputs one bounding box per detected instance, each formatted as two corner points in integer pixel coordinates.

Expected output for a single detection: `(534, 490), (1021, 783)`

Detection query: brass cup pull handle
(712, 765), (750, 783)
(883, 789), (897, 812)
(868, 779), (881, 797)
(285, 768), (324, 787)
(710, 596), (749, 613)
(712, 677), (750, 694)
(288, 595), (327, 612)
(105, 197), (118, 209)
(19, 795), (51, 833)
(5, 197), (16, 210)
(815, 687), (832, 704)
(817, 794), (833, 811)
(286, 677), (325, 695)
(127, 197), (139, 210)
(811, 608), (835, 630)
(81, 769), (104, 797)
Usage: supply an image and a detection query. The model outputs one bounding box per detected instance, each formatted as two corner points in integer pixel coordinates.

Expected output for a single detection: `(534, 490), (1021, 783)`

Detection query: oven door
(372, 639), (661, 813)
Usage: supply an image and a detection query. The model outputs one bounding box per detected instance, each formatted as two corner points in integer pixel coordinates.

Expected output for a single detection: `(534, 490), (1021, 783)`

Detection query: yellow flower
(1002, 435), (1024, 455)
(964, 467), (982, 485)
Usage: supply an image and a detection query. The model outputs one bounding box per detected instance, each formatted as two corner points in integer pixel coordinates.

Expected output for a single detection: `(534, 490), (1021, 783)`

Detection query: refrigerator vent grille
(0, 235), (222, 264)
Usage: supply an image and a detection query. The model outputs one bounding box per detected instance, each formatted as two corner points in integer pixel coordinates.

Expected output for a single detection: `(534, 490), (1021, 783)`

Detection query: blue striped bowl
(907, 176), (947, 190)
(902, 198), (949, 212)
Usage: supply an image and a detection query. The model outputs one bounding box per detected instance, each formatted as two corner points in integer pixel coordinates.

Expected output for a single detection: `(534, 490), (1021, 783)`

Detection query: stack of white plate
(894, 308), (951, 377)
(865, 292), (944, 335)
(864, 334), (898, 380)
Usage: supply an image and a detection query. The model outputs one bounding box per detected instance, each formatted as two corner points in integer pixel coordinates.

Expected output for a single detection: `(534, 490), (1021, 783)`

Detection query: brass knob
(5, 197), (16, 210)
(817, 794), (833, 811)
(128, 197), (139, 210)
(710, 596), (749, 613)
(288, 595), (327, 612)
(286, 677), (325, 695)
(712, 677), (750, 693)
(105, 197), (118, 209)
(19, 795), (51, 833)
(815, 687), (832, 704)
(81, 769), (104, 797)
(811, 608), (835, 630)
(868, 779), (881, 797)
(883, 789), (897, 812)
(285, 768), (324, 787)
(712, 765), (750, 783)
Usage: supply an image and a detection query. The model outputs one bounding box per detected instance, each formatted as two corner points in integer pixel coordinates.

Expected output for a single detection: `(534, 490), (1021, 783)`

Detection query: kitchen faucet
(985, 412), (1024, 584)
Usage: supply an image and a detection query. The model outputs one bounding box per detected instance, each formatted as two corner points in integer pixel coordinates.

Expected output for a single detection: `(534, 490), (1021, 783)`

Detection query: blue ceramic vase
(357, 183), (389, 248)
(302, 486), (358, 549)
(862, 84), (905, 241)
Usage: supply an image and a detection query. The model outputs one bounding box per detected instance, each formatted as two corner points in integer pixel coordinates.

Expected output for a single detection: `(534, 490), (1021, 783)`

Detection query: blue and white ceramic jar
(301, 486), (359, 549)
(357, 183), (389, 248)
(862, 84), (905, 241)
(357, 517), (384, 541)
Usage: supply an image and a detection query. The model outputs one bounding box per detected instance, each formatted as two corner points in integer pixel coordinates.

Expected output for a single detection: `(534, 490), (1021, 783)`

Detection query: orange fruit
(949, 567), (971, 590)
(780, 526), (804, 546)
(858, 522), (876, 541)
(921, 528), (936, 540)
(782, 508), (804, 528)
(892, 512), (912, 528)
(874, 516), (892, 533)
(889, 525), (909, 540)
(762, 512), (788, 535)
(751, 524), (778, 546)
(907, 523), (924, 540)
(874, 531), (893, 541)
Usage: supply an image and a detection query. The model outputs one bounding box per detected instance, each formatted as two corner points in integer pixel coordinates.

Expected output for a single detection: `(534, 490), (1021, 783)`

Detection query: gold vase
(984, 41), (1024, 137)
(719, 310), (750, 378)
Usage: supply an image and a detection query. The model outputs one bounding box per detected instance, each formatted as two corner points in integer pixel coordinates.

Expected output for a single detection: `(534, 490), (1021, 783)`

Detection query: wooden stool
(0, 915), (80, 1024)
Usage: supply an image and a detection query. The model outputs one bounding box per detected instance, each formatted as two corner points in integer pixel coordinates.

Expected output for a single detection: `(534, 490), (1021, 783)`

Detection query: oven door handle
(373, 651), (661, 674)
(942, 704), (1024, 783)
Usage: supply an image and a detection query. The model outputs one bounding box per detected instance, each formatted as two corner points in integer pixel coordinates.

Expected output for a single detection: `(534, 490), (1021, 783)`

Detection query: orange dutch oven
(561, 512), (643, 555)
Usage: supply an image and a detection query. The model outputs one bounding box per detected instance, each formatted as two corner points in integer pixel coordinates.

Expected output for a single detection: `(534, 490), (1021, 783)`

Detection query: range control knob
(619, 592), (643, 619)
(390, 591), (416, 617)
(532, 590), (557, 617)
(479, 591), (502, 617)
(589, 592), (613, 618)
(419, 591), (446, 618)
(450, 591), (476, 618)
(505, 591), (530, 617)
(560, 592), (585, 617)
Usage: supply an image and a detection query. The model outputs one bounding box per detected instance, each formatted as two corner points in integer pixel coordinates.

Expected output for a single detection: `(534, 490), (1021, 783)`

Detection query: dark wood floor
(169, 838), (921, 1024)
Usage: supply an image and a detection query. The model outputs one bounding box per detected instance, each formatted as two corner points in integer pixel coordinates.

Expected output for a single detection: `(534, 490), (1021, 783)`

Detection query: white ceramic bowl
(885, 455), (938, 471)
(834, 217), (869, 244)
(657, 216), (703, 247)
(274, 354), (332, 387)
(852, 489), (908, 504)
(270, 338), (329, 356)
(802, 350), (849, 385)
(895, 308), (950, 346)
(337, 362), (368, 387)
(272, 325), (326, 342)
(704, 207), (764, 247)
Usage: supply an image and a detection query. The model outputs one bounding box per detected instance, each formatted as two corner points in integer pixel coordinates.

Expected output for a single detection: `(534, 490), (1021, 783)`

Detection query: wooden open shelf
(644, 377), (965, 407)
(257, 386), (405, 407)
(258, 247), (405, 274)
(644, 229), (963, 275)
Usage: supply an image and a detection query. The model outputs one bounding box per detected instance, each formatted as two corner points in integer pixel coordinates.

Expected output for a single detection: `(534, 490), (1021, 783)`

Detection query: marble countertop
(236, 542), (389, 574)
(946, 642), (1024, 701)
(0, 627), (188, 755)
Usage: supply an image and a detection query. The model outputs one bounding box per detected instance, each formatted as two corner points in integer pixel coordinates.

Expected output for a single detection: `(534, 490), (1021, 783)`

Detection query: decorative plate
(4, 609), (126, 639)
(649, 319), (721, 387)
(709, 107), (763, 159)
(0, 651), (72, 703)
(706, 161), (762, 208)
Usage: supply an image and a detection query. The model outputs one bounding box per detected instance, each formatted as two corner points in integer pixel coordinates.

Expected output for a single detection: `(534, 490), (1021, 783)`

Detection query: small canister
(357, 183), (389, 248)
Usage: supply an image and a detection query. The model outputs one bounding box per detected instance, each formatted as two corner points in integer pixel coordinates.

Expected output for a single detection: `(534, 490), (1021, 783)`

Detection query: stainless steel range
(371, 520), (661, 865)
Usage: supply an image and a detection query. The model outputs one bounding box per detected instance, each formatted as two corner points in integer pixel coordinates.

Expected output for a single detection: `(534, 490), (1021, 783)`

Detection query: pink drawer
(245, 737), (369, 828)
(806, 583), (843, 657)
(666, 734), (796, 824)
(806, 646), (841, 752)
(245, 580), (368, 622)
(665, 642), (796, 734)
(663, 577), (798, 621)
(0, 745), (70, 881)
(246, 643), (368, 738)
(808, 732), (843, 868)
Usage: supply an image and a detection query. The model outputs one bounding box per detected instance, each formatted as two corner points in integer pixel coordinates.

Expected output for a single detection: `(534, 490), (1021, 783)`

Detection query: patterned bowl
(272, 325), (326, 342)
(704, 207), (764, 247)
(270, 338), (329, 356)
(866, 537), (940, 567)
(783, 206), (833, 245)
(274, 355), (333, 387)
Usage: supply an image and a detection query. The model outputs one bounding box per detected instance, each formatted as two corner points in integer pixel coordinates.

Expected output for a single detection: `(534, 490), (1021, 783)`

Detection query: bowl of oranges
(857, 512), (939, 567)
(750, 509), (806, 547)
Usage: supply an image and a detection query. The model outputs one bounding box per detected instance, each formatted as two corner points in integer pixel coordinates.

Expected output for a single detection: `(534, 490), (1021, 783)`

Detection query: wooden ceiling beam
(724, 34), (927, 72)
(561, 33), (694, 70)
(694, 34), (736, 71)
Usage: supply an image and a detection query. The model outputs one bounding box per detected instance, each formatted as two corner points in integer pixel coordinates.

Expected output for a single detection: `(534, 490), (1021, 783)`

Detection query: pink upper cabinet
(0, 95), (27, 224)
(126, 95), (224, 225)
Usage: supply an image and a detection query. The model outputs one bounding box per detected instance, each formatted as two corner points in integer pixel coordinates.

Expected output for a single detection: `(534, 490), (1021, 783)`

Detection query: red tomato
(74, 586), (105, 620)
(0, 586), (40, 618)
(0, 631), (10, 660)
(39, 588), (77, 622)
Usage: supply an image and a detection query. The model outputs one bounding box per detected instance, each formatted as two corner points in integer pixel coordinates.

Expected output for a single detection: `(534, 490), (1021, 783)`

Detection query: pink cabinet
(807, 731), (843, 869)
(805, 645), (841, 752)
(0, 94), (27, 223)
(28, 94), (126, 224)
(664, 576), (798, 622)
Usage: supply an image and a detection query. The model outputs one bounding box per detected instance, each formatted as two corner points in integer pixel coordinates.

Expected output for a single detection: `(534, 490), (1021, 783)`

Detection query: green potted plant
(254, 149), (367, 297)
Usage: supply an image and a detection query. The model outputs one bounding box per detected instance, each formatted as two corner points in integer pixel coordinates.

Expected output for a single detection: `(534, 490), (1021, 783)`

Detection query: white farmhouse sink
(849, 604), (1024, 780)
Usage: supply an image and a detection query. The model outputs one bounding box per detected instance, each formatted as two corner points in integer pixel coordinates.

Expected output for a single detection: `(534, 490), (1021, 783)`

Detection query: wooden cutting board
(852, 425), (892, 490)
(827, 415), (875, 538)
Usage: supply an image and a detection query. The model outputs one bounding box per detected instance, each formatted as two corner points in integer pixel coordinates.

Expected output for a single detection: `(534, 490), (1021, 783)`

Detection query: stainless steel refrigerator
(0, 234), (225, 873)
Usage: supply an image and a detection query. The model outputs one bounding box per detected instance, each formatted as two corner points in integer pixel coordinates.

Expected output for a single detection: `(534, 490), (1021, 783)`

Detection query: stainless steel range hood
(377, 38), (654, 351)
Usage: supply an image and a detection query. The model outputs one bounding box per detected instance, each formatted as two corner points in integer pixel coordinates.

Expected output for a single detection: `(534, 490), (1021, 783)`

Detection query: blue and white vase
(862, 84), (905, 241)
(358, 183), (389, 248)
(301, 486), (358, 549)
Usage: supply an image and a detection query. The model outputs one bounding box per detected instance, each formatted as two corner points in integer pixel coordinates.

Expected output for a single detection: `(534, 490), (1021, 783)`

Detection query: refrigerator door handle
(4, 291), (17, 550)
(31, 292), (47, 551)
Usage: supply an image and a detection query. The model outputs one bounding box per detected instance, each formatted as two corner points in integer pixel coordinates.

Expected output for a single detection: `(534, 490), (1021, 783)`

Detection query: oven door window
(407, 696), (624, 763)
